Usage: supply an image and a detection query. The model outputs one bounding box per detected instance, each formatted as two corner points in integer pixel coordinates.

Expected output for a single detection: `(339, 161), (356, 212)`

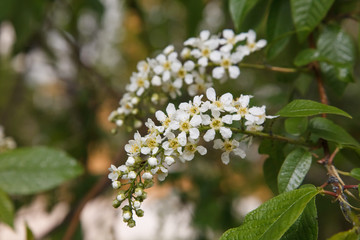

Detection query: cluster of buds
(108, 29), (267, 130)
(0, 125), (16, 153)
(108, 88), (276, 226)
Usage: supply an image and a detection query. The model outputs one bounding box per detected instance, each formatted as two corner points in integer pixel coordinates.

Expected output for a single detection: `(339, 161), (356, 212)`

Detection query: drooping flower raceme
(108, 29), (267, 130)
(108, 88), (276, 227)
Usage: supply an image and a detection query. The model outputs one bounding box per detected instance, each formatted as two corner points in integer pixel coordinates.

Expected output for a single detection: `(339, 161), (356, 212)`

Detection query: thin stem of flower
(337, 169), (351, 176)
(321, 190), (338, 198)
(238, 63), (302, 73)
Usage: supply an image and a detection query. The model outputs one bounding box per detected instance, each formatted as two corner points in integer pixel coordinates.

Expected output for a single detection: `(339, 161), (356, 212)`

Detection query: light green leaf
(281, 196), (318, 240)
(328, 228), (360, 240)
(277, 100), (352, 118)
(285, 117), (308, 136)
(0, 147), (83, 195)
(290, 0), (335, 42)
(266, 0), (293, 59)
(350, 169), (360, 181)
(0, 188), (14, 228)
(278, 148), (312, 193)
(220, 186), (320, 240)
(229, 0), (260, 31)
(294, 49), (324, 66)
(309, 117), (360, 149)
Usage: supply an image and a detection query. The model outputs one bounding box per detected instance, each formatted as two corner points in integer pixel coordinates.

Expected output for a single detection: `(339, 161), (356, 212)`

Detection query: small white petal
(155, 111), (167, 122)
(189, 128), (200, 139)
(148, 157), (158, 167)
(196, 146), (207, 155)
(198, 57), (208, 67)
(204, 129), (215, 142)
(165, 156), (175, 166)
(190, 115), (202, 126)
(220, 127), (232, 139)
(212, 67), (225, 79)
(178, 131), (187, 146)
(209, 51), (221, 62)
(213, 139), (223, 149)
(221, 152), (230, 165)
(229, 66), (240, 79)
(184, 60), (195, 71)
(233, 148), (246, 158)
(256, 39), (267, 48)
(206, 88), (216, 102)
(200, 30), (210, 40)
(222, 115), (233, 124)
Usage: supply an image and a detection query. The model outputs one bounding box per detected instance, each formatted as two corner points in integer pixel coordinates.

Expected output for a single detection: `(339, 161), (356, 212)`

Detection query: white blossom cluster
(108, 88), (276, 227)
(108, 29), (267, 130)
(0, 125), (16, 153)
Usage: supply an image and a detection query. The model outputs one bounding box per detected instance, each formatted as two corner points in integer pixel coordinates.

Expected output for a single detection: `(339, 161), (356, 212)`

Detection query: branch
(238, 63), (303, 73)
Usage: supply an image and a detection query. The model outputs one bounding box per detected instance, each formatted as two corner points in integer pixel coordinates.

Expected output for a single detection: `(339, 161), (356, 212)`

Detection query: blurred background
(0, 0), (359, 239)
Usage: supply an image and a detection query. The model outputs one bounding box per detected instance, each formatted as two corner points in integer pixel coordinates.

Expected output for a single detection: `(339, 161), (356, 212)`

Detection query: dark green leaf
(285, 117), (308, 136)
(317, 26), (356, 65)
(220, 186), (320, 240)
(260, 140), (286, 194)
(290, 0), (335, 42)
(350, 169), (360, 181)
(281, 196), (318, 240)
(327, 228), (360, 240)
(278, 148), (312, 193)
(266, 0), (293, 59)
(309, 118), (360, 149)
(277, 100), (352, 118)
(0, 147), (83, 195)
(0, 188), (14, 228)
(320, 62), (349, 95)
(294, 74), (313, 96)
(229, 0), (260, 31)
(294, 49), (324, 66)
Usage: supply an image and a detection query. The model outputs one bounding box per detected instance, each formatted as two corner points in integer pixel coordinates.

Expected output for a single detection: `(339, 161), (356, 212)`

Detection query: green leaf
(0, 147), (83, 195)
(309, 117), (360, 149)
(350, 168), (360, 181)
(290, 0), (335, 42)
(229, 0), (260, 31)
(294, 49), (324, 66)
(278, 148), (312, 193)
(294, 74), (313, 96)
(317, 26), (356, 65)
(328, 228), (360, 240)
(26, 224), (35, 240)
(0, 188), (14, 228)
(266, 0), (293, 59)
(260, 140), (286, 194)
(220, 186), (320, 240)
(285, 117), (308, 136)
(277, 99), (352, 118)
(281, 196), (318, 240)
(320, 62), (349, 95)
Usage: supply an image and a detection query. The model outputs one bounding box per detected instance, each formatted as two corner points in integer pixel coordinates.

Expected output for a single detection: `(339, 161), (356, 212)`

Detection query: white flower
(188, 30), (219, 67)
(172, 60), (195, 84)
(145, 118), (164, 134)
(155, 103), (178, 130)
(219, 29), (247, 52)
(236, 30), (267, 55)
(153, 51), (180, 82)
(125, 132), (143, 156)
(141, 133), (162, 155)
(232, 94), (252, 120)
(162, 132), (183, 155)
(187, 75), (212, 96)
(108, 164), (120, 181)
(142, 171), (153, 180)
(128, 171), (137, 179)
(213, 138), (246, 164)
(125, 157), (136, 166)
(181, 138), (207, 161)
(162, 78), (183, 99)
(205, 88), (236, 113)
(127, 72), (150, 96)
(210, 51), (241, 79)
(175, 110), (202, 141)
(148, 156), (158, 167)
(164, 156), (175, 166)
(245, 105), (277, 125)
(203, 110), (233, 142)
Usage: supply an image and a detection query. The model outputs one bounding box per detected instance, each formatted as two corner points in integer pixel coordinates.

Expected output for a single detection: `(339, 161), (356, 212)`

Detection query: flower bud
(148, 157), (158, 167)
(133, 200), (141, 209)
(112, 181), (121, 189)
(134, 187), (143, 197)
(127, 219), (136, 228)
(116, 193), (126, 201)
(136, 209), (144, 217)
(112, 199), (120, 208)
(165, 156), (175, 166)
(123, 211), (132, 221)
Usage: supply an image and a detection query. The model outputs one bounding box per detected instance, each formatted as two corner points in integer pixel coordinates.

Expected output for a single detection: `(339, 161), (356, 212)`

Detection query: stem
(337, 170), (351, 176)
(238, 63), (301, 73)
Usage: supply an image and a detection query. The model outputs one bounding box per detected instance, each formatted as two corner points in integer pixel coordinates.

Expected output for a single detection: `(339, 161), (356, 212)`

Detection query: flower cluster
(108, 29), (266, 130)
(0, 125), (16, 153)
(108, 88), (276, 227)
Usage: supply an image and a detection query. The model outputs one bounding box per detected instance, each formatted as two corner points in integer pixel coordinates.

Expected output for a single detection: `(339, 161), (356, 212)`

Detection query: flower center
(221, 58), (231, 69)
(180, 121), (191, 132)
(248, 42), (256, 49)
(210, 118), (222, 130)
(214, 100), (223, 109)
(202, 48), (210, 57)
(238, 107), (248, 116)
(223, 140), (234, 152)
(185, 143), (196, 153)
(137, 77), (145, 87)
(131, 145), (140, 153)
(163, 61), (171, 70)
(169, 138), (179, 149)
(178, 68), (186, 78)
(163, 118), (171, 128)
(189, 106), (199, 115)
(146, 138), (157, 148)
